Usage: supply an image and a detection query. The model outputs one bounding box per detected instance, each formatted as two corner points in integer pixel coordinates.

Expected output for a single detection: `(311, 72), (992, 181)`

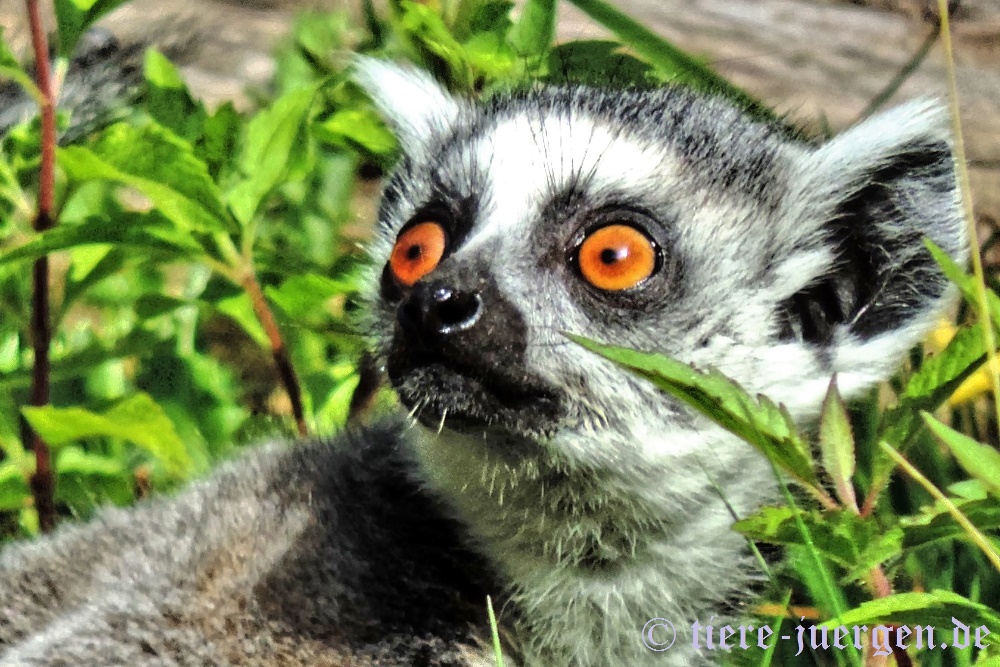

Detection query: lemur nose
(397, 284), (483, 339)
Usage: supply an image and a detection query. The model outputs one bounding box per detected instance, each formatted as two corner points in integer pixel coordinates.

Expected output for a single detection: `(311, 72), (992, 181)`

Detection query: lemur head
(355, 59), (966, 484)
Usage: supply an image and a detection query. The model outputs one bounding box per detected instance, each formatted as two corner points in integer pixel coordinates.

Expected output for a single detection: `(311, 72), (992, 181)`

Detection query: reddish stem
(242, 270), (308, 438)
(25, 0), (57, 533)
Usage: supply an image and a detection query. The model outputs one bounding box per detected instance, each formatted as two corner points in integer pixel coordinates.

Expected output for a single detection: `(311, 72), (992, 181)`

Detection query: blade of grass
(936, 0), (1000, 426)
(760, 589), (793, 667)
(857, 22), (938, 121)
(766, 457), (863, 667)
(880, 439), (1000, 574)
(486, 595), (505, 667)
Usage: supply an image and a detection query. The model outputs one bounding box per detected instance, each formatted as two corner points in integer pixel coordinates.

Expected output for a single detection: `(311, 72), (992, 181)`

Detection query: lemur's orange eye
(577, 224), (657, 291)
(390, 221), (447, 286)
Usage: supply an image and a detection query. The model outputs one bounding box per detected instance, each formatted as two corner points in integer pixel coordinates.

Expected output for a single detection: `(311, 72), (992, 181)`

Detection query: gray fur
(0, 56), (967, 666)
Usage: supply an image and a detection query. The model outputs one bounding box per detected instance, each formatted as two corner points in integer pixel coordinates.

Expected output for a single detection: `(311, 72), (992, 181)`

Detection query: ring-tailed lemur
(0, 54), (966, 666)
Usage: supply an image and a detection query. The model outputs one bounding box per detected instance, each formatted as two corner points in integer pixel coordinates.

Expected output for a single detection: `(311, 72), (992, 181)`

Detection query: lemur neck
(407, 426), (767, 666)
(409, 427), (662, 568)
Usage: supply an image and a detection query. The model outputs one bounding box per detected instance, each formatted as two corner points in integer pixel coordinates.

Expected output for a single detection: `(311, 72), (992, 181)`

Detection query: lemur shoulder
(0, 49), (967, 666)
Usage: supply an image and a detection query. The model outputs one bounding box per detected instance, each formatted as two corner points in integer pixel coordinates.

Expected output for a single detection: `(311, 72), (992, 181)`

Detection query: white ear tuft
(805, 99), (952, 198)
(351, 56), (462, 153)
(773, 97), (965, 367)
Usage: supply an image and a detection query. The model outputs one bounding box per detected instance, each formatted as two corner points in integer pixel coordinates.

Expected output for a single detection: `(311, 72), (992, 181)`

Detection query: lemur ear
(776, 100), (967, 366)
(351, 57), (462, 154)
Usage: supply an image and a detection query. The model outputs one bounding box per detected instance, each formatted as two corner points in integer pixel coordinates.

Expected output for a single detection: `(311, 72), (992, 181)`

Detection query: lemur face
(358, 60), (965, 473)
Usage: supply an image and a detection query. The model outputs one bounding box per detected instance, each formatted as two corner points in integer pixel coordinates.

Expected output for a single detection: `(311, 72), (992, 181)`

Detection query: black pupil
(600, 247), (626, 265)
(406, 244), (423, 261)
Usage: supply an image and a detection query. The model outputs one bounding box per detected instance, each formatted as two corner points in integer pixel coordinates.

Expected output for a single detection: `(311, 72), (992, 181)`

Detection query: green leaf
(134, 294), (191, 319)
(55, 445), (133, 513)
(227, 83), (321, 226)
(291, 11), (350, 66)
(314, 108), (397, 156)
(199, 102), (242, 177)
(923, 412), (1000, 496)
(62, 246), (127, 311)
(563, 0), (776, 122)
(0, 329), (163, 392)
(214, 292), (269, 349)
(59, 122), (231, 233)
(0, 27), (20, 69)
(819, 377), (857, 510)
(463, 0), (515, 37)
(0, 212), (203, 267)
(462, 32), (516, 78)
(734, 506), (901, 576)
(819, 590), (1000, 650)
(0, 462), (30, 512)
(868, 324), (989, 497)
(143, 49), (207, 142)
(21, 394), (194, 479)
(507, 0), (556, 56)
(926, 239), (1000, 332)
(362, 0), (387, 49)
(265, 273), (350, 322)
(951, 479), (989, 500)
(901, 497), (1000, 549)
(55, 445), (126, 477)
(53, 0), (132, 57)
(902, 325), (988, 404)
(399, 1), (471, 86)
(546, 41), (654, 87)
(568, 334), (817, 485)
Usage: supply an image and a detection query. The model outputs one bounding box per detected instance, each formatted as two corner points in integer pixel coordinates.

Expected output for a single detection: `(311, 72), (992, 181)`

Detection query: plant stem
(881, 440), (1000, 573)
(856, 22), (939, 122)
(241, 268), (308, 438)
(25, 0), (57, 533)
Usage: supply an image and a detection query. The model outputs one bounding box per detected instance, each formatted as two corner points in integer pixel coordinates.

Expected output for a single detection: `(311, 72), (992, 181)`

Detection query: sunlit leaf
(53, 0), (133, 57)
(901, 497), (1000, 549)
(0, 462), (30, 512)
(59, 122), (231, 233)
(819, 590), (1000, 650)
(143, 49), (206, 142)
(507, 0), (555, 56)
(924, 413), (1000, 496)
(227, 83), (321, 226)
(0, 213), (203, 267)
(819, 377), (857, 511)
(734, 506), (901, 578)
(568, 334), (817, 485)
(21, 394), (194, 479)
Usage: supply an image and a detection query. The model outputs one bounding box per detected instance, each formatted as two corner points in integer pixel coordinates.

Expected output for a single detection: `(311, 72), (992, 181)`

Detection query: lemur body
(0, 54), (966, 666)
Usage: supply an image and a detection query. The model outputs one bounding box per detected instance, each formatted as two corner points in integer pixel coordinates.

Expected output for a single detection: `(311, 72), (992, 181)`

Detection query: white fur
(352, 56), (463, 154)
(466, 114), (671, 252)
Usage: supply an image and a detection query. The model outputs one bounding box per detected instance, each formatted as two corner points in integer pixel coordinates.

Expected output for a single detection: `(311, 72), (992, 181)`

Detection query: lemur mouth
(387, 351), (564, 439)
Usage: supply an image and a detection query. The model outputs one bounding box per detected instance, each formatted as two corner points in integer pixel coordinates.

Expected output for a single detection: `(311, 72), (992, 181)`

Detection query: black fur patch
(778, 141), (954, 346)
